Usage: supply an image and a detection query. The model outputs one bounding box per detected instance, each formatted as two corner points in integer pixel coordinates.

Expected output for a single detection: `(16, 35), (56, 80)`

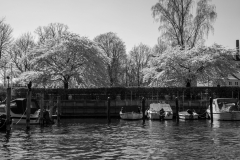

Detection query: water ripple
(1, 119), (240, 159)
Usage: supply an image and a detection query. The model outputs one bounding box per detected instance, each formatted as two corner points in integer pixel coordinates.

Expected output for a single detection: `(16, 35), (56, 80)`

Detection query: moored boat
(179, 109), (198, 120)
(119, 106), (143, 120)
(147, 102), (173, 120)
(0, 98), (53, 125)
(206, 98), (240, 121)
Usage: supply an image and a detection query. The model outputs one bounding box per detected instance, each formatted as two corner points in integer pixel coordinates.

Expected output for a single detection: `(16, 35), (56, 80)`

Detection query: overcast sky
(0, 0), (239, 53)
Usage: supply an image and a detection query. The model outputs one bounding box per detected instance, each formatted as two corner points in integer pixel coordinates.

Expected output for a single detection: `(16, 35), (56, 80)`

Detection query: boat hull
(120, 112), (143, 120)
(207, 110), (240, 121)
(12, 117), (40, 125)
(11, 110), (41, 125)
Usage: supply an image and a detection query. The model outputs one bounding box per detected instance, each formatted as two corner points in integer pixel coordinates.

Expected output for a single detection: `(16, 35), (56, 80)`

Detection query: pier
(7, 86), (240, 119)
(50, 98), (210, 118)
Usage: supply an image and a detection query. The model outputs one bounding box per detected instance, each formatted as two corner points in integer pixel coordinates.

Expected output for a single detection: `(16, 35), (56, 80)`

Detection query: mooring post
(26, 81), (32, 130)
(175, 97), (179, 122)
(39, 93), (44, 125)
(107, 97), (111, 123)
(142, 97), (145, 124)
(6, 87), (11, 132)
(57, 96), (60, 123)
(210, 97), (213, 123)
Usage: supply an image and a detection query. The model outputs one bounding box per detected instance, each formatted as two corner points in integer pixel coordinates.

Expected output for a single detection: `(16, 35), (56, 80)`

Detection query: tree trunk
(64, 81), (69, 89)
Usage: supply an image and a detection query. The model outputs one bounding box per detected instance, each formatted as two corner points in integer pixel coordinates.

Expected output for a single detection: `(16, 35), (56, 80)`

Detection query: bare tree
(0, 18), (13, 59)
(0, 18), (13, 86)
(129, 43), (151, 86)
(94, 32), (127, 87)
(10, 33), (35, 75)
(152, 0), (217, 48)
(35, 23), (69, 44)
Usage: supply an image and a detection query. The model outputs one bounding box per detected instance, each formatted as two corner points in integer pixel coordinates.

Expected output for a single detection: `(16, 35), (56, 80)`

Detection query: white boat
(206, 98), (240, 121)
(0, 98), (53, 125)
(147, 102), (173, 120)
(119, 111), (143, 120)
(179, 109), (198, 120)
(119, 106), (143, 120)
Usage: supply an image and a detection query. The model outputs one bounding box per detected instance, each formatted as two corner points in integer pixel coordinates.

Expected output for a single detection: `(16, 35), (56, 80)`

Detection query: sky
(0, 0), (239, 53)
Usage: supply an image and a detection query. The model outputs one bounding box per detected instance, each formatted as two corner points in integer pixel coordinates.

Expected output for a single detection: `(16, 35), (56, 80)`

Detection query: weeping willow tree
(152, 0), (217, 48)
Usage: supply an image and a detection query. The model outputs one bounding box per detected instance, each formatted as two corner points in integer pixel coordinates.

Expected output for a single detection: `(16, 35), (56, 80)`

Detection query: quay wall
(51, 99), (210, 118)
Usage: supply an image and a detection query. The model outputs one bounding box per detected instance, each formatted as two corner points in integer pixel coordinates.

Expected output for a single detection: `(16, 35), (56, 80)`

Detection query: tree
(151, 39), (168, 57)
(128, 43), (151, 86)
(0, 18), (13, 59)
(125, 55), (135, 86)
(10, 33), (35, 76)
(35, 23), (68, 44)
(0, 55), (10, 87)
(0, 18), (13, 86)
(143, 44), (238, 87)
(15, 24), (109, 89)
(152, 0), (217, 48)
(94, 32), (127, 87)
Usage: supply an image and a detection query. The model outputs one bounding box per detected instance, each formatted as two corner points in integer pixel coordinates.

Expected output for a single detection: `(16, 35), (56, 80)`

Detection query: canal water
(1, 119), (240, 160)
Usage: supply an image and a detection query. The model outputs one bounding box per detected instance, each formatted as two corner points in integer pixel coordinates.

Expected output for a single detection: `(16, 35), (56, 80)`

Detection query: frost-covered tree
(94, 32), (127, 87)
(15, 24), (109, 89)
(152, 0), (217, 48)
(144, 44), (238, 87)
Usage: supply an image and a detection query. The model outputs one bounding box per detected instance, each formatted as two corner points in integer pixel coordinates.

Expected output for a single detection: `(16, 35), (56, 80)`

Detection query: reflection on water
(1, 119), (240, 159)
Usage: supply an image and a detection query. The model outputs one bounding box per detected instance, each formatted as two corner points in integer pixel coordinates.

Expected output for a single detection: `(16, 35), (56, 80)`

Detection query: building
(223, 73), (240, 86)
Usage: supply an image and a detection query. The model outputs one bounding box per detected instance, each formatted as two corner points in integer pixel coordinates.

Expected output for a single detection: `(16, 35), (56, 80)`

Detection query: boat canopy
(10, 98), (40, 114)
(215, 98), (239, 112)
(149, 103), (172, 112)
